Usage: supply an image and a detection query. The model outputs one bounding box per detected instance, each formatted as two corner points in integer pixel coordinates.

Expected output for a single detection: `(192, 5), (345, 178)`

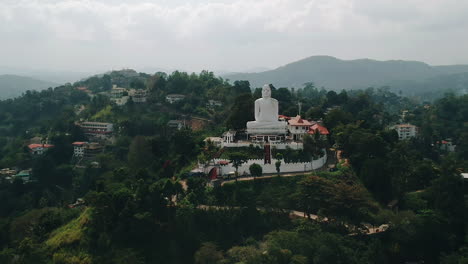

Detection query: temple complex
(215, 84), (329, 149)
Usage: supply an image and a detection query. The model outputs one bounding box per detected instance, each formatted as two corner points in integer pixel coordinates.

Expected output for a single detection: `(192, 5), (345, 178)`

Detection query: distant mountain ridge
(0, 75), (58, 100)
(224, 56), (468, 95)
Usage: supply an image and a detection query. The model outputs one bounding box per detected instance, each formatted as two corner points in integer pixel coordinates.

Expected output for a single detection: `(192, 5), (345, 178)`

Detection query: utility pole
(298, 102), (302, 116)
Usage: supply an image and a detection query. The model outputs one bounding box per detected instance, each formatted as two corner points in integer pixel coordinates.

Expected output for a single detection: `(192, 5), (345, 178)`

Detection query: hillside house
(167, 120), (186, 130)
(72, 142), (104, 159)
(166, 94), (185, 104)
(129, 89), (148, 103)
(288, 115), (313, 140)
(28, 143), (54, 155)
(392, 124), (418, 140)
(308, 123), (330, 139)
(78, 121), (113, 136)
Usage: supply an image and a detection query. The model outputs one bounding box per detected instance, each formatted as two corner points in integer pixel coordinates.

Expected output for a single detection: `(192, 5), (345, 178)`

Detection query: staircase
(264, 143), (271, 164)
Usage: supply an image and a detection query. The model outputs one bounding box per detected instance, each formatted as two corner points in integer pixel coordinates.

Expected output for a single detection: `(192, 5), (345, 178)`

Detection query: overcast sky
(1, 0), (468, 74)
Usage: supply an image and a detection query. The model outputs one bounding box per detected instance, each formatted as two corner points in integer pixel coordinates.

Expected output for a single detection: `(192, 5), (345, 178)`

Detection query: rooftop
(308, 124), (330, 135)
(28, 143), (54, 149)
(288, 115), (313, 126)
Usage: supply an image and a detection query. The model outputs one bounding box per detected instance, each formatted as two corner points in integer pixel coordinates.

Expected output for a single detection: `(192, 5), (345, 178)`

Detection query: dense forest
(0, 69), (467, 263)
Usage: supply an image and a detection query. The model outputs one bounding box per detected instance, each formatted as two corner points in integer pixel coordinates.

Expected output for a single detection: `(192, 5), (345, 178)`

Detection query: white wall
(213, 151), (327, 175)
(221, 142), (303, 150)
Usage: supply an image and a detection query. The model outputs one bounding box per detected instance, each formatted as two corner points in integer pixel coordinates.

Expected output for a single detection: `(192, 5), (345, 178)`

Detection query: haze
(1, 0), (468, 74)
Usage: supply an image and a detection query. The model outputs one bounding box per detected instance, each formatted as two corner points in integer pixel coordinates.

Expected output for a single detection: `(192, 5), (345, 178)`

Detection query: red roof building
(308, 123), (330, 135)
(288, 115), (313, 126)
(288, 115), (314, 140)
(27, 144), (54, 155)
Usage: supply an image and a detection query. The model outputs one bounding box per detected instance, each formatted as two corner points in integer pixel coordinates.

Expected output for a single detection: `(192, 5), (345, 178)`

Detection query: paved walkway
(197, 205), (389, 235)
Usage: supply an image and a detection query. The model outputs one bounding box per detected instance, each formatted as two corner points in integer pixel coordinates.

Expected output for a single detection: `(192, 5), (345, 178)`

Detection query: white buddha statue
(246, 84), (287, 134)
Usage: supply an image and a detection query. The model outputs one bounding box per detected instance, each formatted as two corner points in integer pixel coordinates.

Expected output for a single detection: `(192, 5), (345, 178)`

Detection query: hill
(0, 74), (58, 99)
(224, 56), (468, 96)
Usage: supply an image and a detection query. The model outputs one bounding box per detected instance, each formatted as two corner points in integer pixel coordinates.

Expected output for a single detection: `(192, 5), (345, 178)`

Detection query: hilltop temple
(214, 84), (329, 148)
(200, 83), (329, 177)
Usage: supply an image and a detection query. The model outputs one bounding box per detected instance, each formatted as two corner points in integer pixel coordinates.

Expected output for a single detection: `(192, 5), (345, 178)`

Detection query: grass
(46, 208), (91, 250)
(91, 105), (113, 121)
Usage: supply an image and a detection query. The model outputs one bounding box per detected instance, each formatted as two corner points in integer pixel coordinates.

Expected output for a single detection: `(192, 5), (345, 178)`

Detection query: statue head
(262, 84), (272, 99)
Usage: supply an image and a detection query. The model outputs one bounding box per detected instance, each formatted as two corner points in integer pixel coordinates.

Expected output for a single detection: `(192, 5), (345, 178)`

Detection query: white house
(392, 124), (418, 140)
(166, 94), (185, 104)
(288, 115), (313, 140)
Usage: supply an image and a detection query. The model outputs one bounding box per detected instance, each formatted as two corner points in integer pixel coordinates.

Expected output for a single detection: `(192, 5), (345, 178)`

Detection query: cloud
(0, 0), (468, 72)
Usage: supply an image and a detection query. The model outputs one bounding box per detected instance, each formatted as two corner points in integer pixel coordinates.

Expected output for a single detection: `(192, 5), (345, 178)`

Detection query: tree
(249, 163), (263, 179)
(226, 94), (254, 130)
(194, 242), (224, 264)
(128, 136), (155, 169)
(275, 160), (282, 176)
(297, 176), (333, 219)
(228, 152), (249, 181)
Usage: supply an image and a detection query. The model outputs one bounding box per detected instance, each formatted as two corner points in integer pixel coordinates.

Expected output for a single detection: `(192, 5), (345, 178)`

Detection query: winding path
(197, 205), (389, 235)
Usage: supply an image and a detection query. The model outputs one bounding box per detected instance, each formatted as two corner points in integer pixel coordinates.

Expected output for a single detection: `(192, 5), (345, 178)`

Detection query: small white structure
(392, 124), (418, 140)
(167, 120), (185, 130)
(166, 94), (185, 104)
(223, 131), (236, 143)
(461, 173), (468, 180)
(204, 137), (223, 147)
(207, 100), (222, 107)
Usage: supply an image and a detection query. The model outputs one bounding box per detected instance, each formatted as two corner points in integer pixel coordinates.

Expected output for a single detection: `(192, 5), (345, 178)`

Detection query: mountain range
(0, 75), (58, 100)
(224, 56), (468, 98)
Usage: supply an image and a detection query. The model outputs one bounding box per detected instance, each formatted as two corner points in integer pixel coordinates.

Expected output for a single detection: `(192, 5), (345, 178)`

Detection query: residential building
(78, 122), (113, 136)
(166, 94), (185, 104)
(72, 142), (103, 159)
(167, 120), (186, 130)
(129, 89), (148, 103)
(28, 143), (54, 155)
(308, 123), (330, 137)
(76, 86), (92, 96)
(73, 142), (86, 157)
(462, 173), (468, 180)
(437, 139), (456, 152)
(15, 169), (32, 182)
(392, 124), (418, 140)
(207, 100), (222, 107)
(110, 85), (127, 98)
(0, 168), (16, 182)
(288, 115), (313, 140)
